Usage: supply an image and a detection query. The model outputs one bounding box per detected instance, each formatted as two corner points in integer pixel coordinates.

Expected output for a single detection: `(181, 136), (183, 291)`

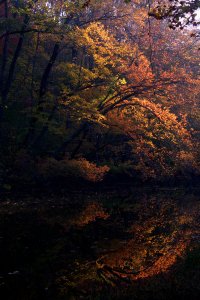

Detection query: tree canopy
(0, 0), (200, 188)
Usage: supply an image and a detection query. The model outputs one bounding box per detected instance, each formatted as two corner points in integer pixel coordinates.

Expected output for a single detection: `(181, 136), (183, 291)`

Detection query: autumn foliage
(0, 0), (200, 188)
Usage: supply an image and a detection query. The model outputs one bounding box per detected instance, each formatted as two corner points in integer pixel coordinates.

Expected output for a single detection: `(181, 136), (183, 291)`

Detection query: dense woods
(0, 0), (200, 191)
(0, 1), (200, 300)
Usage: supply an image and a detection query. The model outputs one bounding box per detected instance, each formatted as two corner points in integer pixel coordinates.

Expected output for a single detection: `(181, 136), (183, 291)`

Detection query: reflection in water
(71, 202), (109, 227)
(96, 194), (200, 283)
(1, 189), (200, 299)
(62, 190), (200, 289)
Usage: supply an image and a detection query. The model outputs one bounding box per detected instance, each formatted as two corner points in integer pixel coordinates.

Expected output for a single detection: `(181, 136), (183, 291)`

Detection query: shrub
(38, 157), (110, 183)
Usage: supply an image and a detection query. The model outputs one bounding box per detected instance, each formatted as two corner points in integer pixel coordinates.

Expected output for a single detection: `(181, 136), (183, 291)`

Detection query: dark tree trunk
(55, 122), (88, 159)
(23, 41), (61, 147)
(31, 104), (57, 148)
(70, 124), (89, 159)
(39, 42), (60, 99)
(1, 14), (29, 103)
(0, 0), (9, 94)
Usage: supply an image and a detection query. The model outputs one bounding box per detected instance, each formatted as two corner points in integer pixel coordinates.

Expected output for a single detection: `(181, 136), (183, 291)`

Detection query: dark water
(0, 187), (200, 299)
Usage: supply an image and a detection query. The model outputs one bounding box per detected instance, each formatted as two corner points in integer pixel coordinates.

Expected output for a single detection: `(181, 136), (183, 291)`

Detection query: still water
(0, 187), (200, 299)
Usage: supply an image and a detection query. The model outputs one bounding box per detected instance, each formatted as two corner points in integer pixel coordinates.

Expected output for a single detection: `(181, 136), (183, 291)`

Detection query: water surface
(0, 187), (200, 299)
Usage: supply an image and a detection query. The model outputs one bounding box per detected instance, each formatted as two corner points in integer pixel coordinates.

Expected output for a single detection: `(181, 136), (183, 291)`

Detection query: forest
(0, 0), (200, 190)
(0, 1), (200, 299)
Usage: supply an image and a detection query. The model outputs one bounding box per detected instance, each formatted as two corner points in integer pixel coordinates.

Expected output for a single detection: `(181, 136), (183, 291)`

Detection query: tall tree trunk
(0, 0), (9, 94)
(54, 122), (88, 159)
(70, 124), (89, 159)
(39, 42), (60, 100)
(23, 42), (61, 147)
(31, 104), (57, 148)
(1, 14), (30, 104)
(0, 0), (9, 129)
(31, 32), (40, 102)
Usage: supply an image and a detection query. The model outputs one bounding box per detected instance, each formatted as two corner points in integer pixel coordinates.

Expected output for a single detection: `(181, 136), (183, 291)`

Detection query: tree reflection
(96, 194), (200, 284)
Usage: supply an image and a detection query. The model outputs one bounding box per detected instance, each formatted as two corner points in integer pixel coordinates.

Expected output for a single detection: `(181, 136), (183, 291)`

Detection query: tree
(0, 0), (199, 185)
(149, 0), (200, 32)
